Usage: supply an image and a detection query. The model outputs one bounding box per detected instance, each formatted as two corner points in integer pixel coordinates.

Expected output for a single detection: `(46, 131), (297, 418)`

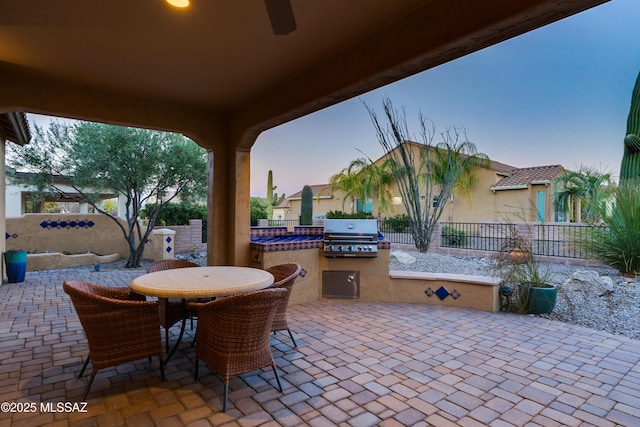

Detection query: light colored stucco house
(285, 144), (573, 224)
(5, 168), (125, 218)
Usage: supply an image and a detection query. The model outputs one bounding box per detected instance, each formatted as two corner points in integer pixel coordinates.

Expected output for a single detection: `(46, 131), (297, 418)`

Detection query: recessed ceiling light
(166, 0), (190, 8)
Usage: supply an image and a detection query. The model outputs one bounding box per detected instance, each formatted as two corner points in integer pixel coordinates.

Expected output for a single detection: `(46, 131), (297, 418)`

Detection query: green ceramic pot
(527, 284), (557, 315)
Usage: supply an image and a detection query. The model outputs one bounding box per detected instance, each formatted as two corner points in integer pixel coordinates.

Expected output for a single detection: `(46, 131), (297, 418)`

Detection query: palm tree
(554, 166), (614, 224)
(429, 137), (490, 220)
(329, 156), (394, 215)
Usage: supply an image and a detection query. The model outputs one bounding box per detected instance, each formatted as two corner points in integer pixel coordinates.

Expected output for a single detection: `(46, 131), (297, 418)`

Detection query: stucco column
(0, 138), (5, 281)
(206, 147), (252, 267)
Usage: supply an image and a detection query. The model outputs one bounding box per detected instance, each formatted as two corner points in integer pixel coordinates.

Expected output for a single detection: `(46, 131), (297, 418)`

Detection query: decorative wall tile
(39, 220), (95, 229)
(424, 286), (462, 301)
(435, 286), (450, 300)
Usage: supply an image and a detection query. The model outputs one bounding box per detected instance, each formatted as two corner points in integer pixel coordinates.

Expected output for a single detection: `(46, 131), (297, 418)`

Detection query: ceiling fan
(264, 0), (297, 35)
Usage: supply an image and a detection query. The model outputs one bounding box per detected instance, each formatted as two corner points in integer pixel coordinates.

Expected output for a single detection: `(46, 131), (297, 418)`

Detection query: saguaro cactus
(621, 71), (640, 182)
(300, 185), (313, 225)
(265, 170), (285, 219)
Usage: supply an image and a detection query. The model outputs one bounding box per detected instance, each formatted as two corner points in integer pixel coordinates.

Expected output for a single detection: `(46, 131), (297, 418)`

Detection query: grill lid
(323, 219), (378, 237)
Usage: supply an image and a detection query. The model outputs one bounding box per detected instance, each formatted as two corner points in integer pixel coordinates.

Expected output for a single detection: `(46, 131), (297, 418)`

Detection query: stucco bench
(389, 270), (502, 312)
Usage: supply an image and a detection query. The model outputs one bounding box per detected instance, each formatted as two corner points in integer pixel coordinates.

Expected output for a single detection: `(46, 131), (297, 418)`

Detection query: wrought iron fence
(381, 220), (607, 260)
(533, 223), (606, 259)
(439, 222), (515, 252)
(252, 218), (605, 260)
(377, 219), (414, 245)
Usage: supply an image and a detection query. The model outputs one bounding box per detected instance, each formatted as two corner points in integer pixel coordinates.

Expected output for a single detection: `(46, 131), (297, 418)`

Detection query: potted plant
(4, 249), (28, 283)
(494, 224), (557, 314)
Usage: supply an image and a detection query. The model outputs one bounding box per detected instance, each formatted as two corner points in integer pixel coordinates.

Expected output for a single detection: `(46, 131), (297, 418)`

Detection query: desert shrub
(441, 225), (467, 247)
(383, 214), (410, 232)
(583, 182), (640, 276)
(325, 210), (374, 219)
(141, 202), (207, 241)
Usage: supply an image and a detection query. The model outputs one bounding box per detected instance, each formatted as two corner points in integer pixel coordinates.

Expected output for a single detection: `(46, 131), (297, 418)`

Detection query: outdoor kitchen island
(250, 221), (500, 312)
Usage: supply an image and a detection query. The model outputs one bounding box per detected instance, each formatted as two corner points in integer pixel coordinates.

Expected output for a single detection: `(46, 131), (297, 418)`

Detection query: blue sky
(251, 0), (640, 197)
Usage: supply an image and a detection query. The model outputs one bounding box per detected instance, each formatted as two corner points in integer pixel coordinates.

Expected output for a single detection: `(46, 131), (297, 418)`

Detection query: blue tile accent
(166, 236), (172, 244)
(435, 286), (450, 301)
(39, 220), (95, 229)
(166, 246), (173, 253)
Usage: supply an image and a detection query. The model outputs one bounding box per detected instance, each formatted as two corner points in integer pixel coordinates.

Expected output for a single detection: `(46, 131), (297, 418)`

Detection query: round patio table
(131, 266), (274, 361)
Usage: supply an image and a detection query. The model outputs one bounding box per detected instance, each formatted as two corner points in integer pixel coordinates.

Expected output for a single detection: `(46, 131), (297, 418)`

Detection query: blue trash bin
(4, 250), (27, 283)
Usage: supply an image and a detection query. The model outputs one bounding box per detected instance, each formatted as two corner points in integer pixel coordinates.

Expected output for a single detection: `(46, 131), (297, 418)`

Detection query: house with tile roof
(282, 143), (575, 224)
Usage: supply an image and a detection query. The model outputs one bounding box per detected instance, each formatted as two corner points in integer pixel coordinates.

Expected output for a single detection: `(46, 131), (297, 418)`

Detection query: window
(356, 198), (373, 214)
(536, 191), (545, 222)
(432, 195), (441, 208)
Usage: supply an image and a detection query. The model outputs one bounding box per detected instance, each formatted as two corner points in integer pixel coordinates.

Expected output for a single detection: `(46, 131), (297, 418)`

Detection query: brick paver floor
(0, 267), (639, 426)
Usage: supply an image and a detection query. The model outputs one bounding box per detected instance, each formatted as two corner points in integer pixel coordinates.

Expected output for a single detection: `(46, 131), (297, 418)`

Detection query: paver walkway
(0, 267), (639, 426)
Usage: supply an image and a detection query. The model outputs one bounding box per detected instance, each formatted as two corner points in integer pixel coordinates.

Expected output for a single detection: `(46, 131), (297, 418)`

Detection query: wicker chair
(264, 263), (303, 347)
(189, 288), (288, 412)
(63, 280), (165, 399)
(147, 259), (201, 352)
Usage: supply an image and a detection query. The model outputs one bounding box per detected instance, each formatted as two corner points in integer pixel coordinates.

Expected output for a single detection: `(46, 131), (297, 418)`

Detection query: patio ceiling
(0, 0), (608, 150)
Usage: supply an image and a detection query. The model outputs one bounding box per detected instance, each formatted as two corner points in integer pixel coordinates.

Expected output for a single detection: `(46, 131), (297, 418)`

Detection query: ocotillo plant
(265, 170), (285, 219)
(300, 185), (313, 225)
(621, 71), (640, 182)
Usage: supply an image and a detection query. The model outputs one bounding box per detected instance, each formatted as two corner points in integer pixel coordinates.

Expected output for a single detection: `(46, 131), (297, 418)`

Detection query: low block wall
(6, 214), (131, 258)
(5, 215), (204, 270)
(388, 271), (501, 312)
(164, 219), (205, 252)
(26, 252), (120, 271)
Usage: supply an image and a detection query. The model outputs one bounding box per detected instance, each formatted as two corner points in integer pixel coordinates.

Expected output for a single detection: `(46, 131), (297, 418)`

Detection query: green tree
(554, 166), (614, 224)
(250, 197), (268, 225)
(366, 98), (490, 252)
(329, 156), (394, 214)
(8, 121), (208, 267)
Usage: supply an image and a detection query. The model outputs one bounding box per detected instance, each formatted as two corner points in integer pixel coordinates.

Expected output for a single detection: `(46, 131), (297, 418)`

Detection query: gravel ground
(390, 250), (640, 341)
(63, 250), (639, 341)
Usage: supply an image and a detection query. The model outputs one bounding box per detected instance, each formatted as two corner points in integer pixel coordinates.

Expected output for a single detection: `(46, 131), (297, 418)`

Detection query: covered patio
(1, 269), (638, 426)
(4, 1), (639, 425)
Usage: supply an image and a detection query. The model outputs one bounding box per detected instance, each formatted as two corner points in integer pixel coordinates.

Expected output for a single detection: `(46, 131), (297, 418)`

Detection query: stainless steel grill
(323, 219), (378, 258)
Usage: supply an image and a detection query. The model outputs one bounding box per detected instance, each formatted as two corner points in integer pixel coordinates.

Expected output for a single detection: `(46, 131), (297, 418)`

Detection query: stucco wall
(1, 139), (6, 281)
(288, 194), (344, 221)
(6, 213), (132, 257)
(251, 246), (500, 312)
